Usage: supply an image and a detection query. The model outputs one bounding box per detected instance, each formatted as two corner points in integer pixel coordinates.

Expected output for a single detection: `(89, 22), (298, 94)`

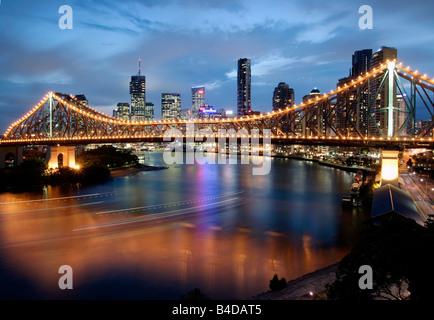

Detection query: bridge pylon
(46, 146), (77, 169)
(380, 149), (399, 186)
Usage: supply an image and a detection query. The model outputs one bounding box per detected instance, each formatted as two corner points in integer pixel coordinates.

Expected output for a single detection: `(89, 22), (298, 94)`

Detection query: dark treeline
(0, 145), (139, 192)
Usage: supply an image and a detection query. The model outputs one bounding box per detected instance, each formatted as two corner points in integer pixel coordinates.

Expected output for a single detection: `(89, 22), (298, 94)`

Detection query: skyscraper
(237, 58), (251, 116)
(272, 82), (294, 112)
(336, 49), (372, 137)
(114, 103), (130, 121)
(191, 86), (205, 118)
(161, 93), (181, 120)
(145, 102), (154, 120)
(130, 59), (146, 122)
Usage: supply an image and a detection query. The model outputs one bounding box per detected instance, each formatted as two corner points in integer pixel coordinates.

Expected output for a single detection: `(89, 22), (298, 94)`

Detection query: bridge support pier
(0, 146), (24, 168)
(381, 150), (399, 186)
(46, 146), (77, 169)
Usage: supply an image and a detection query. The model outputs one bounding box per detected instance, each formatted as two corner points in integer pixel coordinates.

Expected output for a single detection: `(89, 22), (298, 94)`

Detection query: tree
(180, 288), (211, 300)
(327, 217), (434, 300)
(269, 274), (287, 292)
(77, 145), (139, 168)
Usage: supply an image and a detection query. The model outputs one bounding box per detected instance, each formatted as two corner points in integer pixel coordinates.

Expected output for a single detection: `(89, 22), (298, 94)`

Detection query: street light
(421, 179), (428, 193)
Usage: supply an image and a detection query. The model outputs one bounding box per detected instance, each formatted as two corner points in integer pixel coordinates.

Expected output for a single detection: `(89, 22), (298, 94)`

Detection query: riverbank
(249, 262), (339, 300)
(247, 156), (371, 300)
(110, 164), (168, 178)
(276, 155), (375, 174)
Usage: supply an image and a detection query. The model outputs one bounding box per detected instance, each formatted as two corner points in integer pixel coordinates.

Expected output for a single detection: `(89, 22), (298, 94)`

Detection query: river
(0, 152), (369, 299)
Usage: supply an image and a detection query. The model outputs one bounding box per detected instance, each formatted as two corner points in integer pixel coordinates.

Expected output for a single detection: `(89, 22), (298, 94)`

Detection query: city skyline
(1, 0), (434, 130)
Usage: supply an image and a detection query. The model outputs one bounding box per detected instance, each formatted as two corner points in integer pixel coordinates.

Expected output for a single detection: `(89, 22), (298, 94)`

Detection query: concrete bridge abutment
(0, 146), (24, 168)
(46, 146), (77, 169)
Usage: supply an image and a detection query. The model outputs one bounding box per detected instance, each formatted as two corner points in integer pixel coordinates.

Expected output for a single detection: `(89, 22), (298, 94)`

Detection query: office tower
(191, 86), (205, 118)
(75, 94), (88, 106)
(369, 46), (398, 137)
(161, 93), (181, 120)
(130, 60), (146, 122)
(114, 103), (130, 121)
(145, 102), (154, 120)
(237, 58), (251, 116)
(272, 82), (294, 112)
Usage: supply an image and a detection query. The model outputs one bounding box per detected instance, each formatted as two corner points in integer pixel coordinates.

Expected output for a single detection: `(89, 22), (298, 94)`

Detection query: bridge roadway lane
(400, 173), (434, 221)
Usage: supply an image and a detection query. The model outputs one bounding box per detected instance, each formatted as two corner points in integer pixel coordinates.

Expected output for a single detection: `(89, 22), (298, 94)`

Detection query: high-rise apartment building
(336, 49), (373, 137)
(272, 82), (294, 112)
(352, 49), (372, 77)
(237, 58), (251, 116)
(161, 93), (181, 120)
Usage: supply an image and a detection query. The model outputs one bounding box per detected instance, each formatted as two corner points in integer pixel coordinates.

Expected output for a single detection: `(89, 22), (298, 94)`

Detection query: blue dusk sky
(0, 0), (433, 131)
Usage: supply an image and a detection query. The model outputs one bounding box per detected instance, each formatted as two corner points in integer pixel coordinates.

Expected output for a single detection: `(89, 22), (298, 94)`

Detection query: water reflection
(0, 152), (369, 299)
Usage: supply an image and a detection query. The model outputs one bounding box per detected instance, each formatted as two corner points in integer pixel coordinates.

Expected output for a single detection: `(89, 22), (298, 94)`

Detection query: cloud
(252, 55), (298, 76)
(225, 53), (319, 80)
(295, 25), (338, 44)
(1, 0), (434, 128)
(79, 22), (139, 36)
(7, 71), (74, 85)
(203, 80), (225, 91)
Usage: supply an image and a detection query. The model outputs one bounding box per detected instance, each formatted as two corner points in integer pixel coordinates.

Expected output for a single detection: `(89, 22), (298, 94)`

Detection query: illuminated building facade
(237, 58), (251, 116)
(192, 86), (205, 118)
(161, 93), (181, 120)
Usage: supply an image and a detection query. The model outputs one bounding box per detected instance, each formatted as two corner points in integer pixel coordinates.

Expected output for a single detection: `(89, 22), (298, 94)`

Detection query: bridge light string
(3, 60), (434, 140)
(396, 63), (434, 88)
(2, 134), (434, 145)
(3, 92), (52, 137)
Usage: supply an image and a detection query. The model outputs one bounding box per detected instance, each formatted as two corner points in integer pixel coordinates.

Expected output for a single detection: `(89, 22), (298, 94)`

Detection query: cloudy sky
(0, 0), (433, 131)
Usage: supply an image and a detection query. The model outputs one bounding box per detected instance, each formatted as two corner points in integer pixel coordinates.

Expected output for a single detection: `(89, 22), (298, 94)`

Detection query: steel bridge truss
(2, 61), (434, 145)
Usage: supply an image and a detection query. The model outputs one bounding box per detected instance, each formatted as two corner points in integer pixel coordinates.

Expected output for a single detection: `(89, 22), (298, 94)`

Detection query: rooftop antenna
(138, 58), (142, 76)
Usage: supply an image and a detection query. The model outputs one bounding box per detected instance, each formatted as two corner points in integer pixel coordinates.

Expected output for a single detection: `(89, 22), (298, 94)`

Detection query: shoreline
(249, 262), (340, 300)
(247, 155), (369, 300)
(109, 164), (168, 178)
(182, 149), (375, 174)
(275, 154), (375, 174)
